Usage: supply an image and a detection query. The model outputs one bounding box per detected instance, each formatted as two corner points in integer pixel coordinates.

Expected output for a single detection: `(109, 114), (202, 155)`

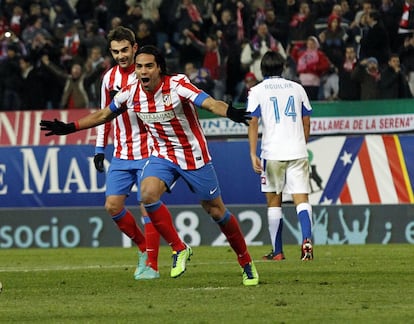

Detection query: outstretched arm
(40, 106), (117, 136)
(200, 97), (251, 125)
(40, 87), (131, 136)
(77, 106), (117, 130)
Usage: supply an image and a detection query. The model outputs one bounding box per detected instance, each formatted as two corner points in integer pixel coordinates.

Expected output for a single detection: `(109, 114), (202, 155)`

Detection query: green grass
(0, 245), (413, 323)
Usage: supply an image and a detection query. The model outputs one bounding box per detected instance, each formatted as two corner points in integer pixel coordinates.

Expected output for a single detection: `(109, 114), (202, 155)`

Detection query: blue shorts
(142, 156), (221, 201)
(105, 157), (148, 202)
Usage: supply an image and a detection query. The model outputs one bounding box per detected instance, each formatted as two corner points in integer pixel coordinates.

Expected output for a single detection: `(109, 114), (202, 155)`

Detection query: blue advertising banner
(0, 143), (264, 208)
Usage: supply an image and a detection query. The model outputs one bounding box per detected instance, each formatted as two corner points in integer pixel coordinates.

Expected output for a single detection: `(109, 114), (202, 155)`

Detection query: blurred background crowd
(0, 0), (413, 111)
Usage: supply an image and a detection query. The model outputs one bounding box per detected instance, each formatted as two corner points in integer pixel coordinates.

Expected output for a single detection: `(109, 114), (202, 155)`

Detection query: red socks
(145, 201), (186, 252)
(112, 208), (146, 252)
(143, 217), (160, 271)
(217, 211), (252, 267)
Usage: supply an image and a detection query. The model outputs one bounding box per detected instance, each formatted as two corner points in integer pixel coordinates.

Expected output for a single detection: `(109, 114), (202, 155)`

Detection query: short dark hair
(135, 45), (167, 75)
(260, 51), (285, 77)
(107, 26), (136, 47)
(368, 9), (380, 22)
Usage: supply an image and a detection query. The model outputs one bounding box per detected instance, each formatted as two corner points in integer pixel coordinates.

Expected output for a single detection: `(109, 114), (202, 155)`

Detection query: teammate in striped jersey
(247, 51), (314, 261)
(40, 45), (258, 286)
(94, 27), (160, 280)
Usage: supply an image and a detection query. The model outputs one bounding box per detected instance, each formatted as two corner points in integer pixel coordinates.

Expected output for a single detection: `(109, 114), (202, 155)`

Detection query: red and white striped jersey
(116, 74), (211, 170)
(96, 64), (152, 160)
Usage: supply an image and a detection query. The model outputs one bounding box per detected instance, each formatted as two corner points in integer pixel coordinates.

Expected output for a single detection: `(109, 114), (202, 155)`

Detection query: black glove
(40, 119), (77, 136)
(109, 86), (121, 99)
(94, 153), (105, 173)
(109, 90), (118, 99)
(226, 101), (251, 126)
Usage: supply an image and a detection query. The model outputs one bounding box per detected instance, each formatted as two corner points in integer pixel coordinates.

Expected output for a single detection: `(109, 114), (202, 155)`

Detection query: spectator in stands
(236, 71), (258, 104)
(21, 15), (51, 47)
(0, 42), (22, 110)
(347, 11), (368, 54)
(83, 46), (111, 108)
(184, 61), (214, 93)
(40, 54), (107, 109)
(314, 3), (351, 36)
(109, 16), (123, 31)
(241, 22), (287, 81)
(9, 4), (25, 38)
(399, 33), (414, 95)
(158, 0), (181, 44)
(74, 0), (95, 25)
(288, 0), (316, 46)
(319, 14), (348, 68)
(1, 1), (15, 20)
(338, 45), (361, 100)
(340, 0), (355, 23)
(351, 56), (381, 100)
(251, 1), (270, 33)
(26, 30), (58, 64)
(105, 0), (128, 24)
(122, 0), (144, 32)
(210, 8), (244, 101)
(139, 0), (163, 22)
(379, 53), (413, 98)
(349, 0), (373, 30)
(93, 2), (108, 33)
(397, 0), (414, 50)
(321, 65), (340, 101)
(135, 19), (157, 47)
(263, 5), (289, 49)
(379, 0), (403, 53)
(140, 0), (164, 49)
(201, 34), (228, 100)
(0, 30), (27, 61)
(19, 55), (47, 110)
(173, 0), (204, 46)
(219, 0), (253, 41)
(359, 9), (391, 67)
(80, 19), (107, 58)
(50, 1), (77, 31)
(0, 15), (8, 37)
(26, 2), (52, 32)
(62, 20), (82, 64)
(291, 35), (331, 100)
(178, 23), (206, 69)
(162, 41), (180, 72)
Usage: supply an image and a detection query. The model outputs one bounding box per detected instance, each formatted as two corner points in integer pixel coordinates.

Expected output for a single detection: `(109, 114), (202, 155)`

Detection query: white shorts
(261, 158), (310, 194)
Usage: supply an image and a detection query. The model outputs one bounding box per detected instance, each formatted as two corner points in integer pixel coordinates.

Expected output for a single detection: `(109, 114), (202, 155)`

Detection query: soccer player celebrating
(95, 26), (160, 280)
(40, 45), (258, 286)
(247, 51), (314, 261)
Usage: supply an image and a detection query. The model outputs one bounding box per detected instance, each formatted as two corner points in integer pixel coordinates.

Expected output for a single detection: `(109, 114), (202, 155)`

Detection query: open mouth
(141, 77), (150, 85)
(118, 59), (128, 66)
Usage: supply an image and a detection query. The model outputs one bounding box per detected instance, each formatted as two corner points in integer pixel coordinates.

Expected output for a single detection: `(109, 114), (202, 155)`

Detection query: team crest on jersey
(163, 94), (172, 106)
(261, 176), (266, 185)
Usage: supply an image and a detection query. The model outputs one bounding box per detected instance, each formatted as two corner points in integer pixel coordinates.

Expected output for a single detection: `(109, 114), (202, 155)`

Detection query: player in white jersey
(40, 45), (258, 286)
(93, 27), (160, 280)
(247, 51), (314, 261)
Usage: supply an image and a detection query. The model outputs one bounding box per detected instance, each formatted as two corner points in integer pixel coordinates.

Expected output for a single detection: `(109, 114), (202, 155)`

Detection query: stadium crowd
(0, 0), (413, 111)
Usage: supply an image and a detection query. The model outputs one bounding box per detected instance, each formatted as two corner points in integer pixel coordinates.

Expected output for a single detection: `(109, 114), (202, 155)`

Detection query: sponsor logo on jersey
(136, 110), (176, 123)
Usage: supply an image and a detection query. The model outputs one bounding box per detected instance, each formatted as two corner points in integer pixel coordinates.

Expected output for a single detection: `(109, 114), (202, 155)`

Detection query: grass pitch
(0, 244), (413, 323)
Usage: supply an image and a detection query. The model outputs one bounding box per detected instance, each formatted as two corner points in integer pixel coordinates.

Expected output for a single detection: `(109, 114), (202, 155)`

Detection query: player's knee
(141, 179), (164, 205)
(202, 201), (226, 221)
(140, 189), (157, 205)
(105, 199), (123, 216)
